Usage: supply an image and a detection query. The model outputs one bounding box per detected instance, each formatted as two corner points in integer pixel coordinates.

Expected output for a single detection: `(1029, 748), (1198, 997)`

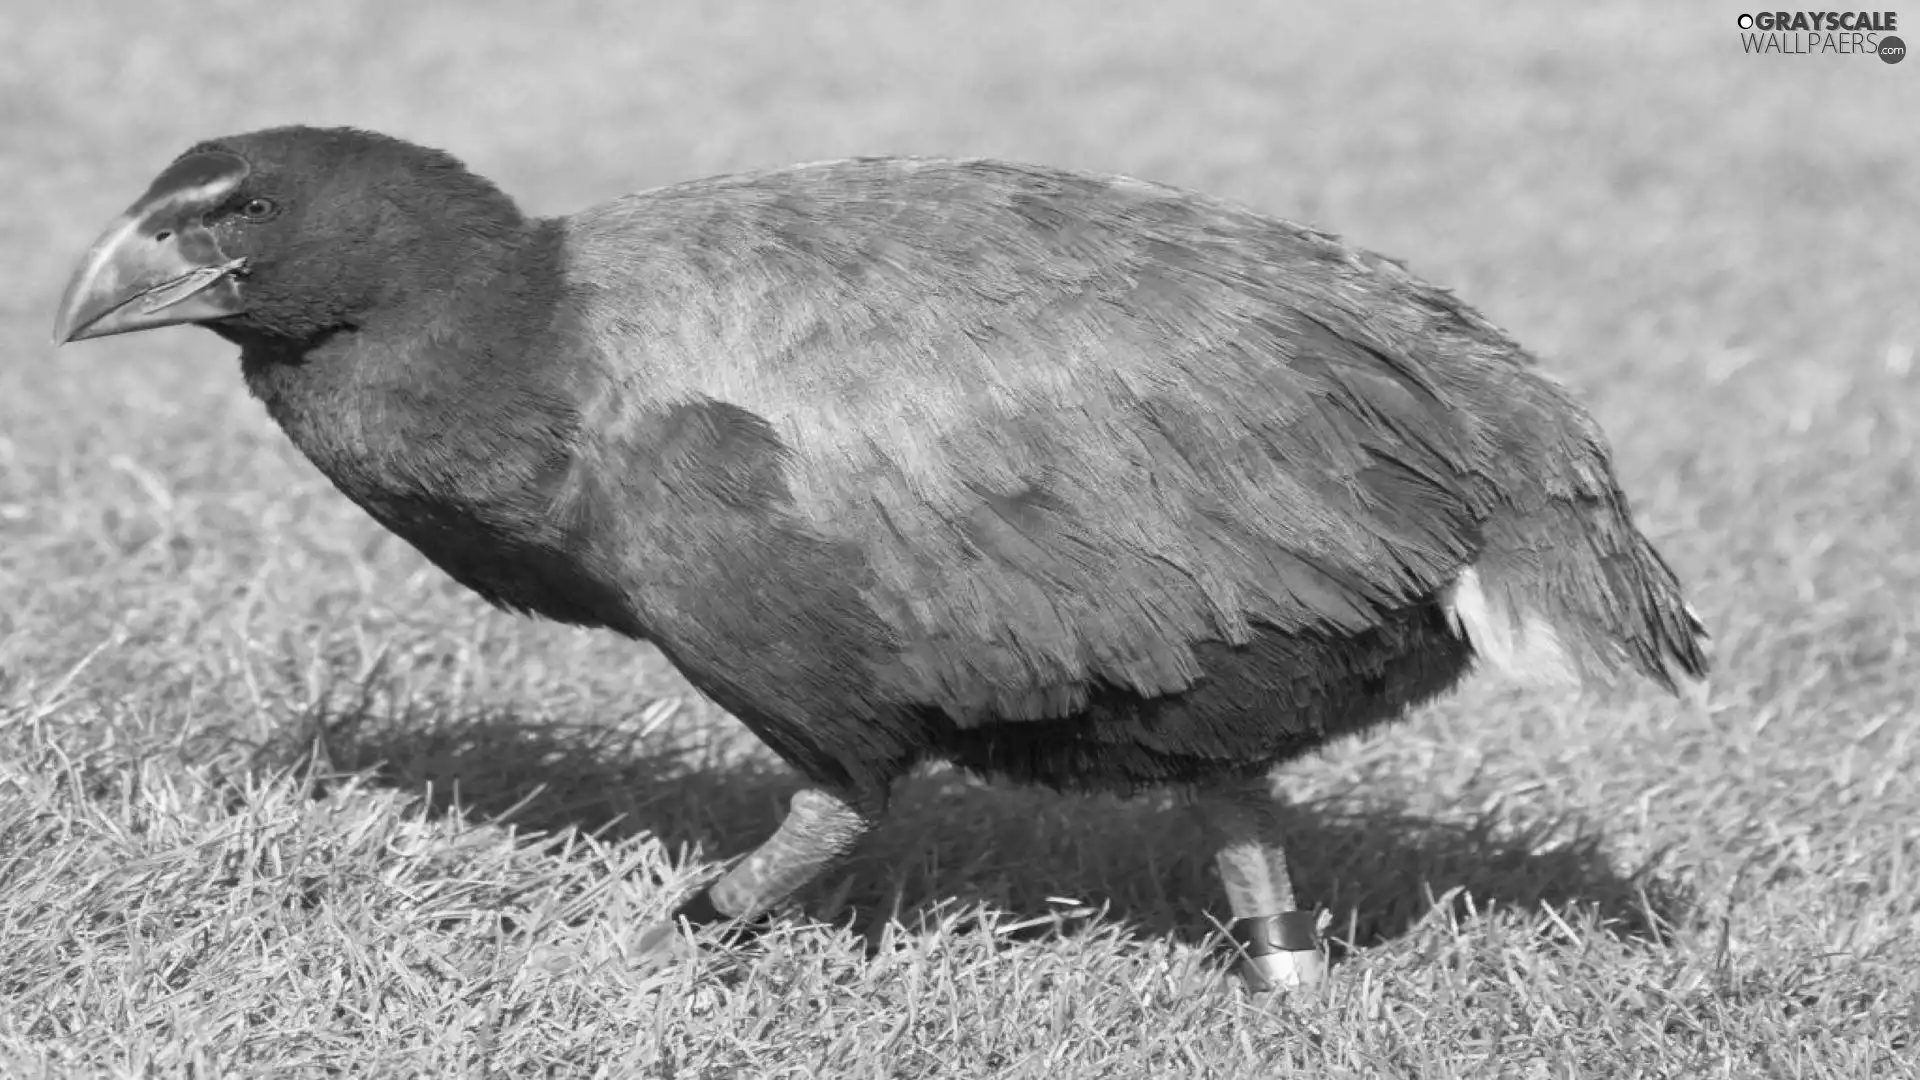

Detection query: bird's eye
(239, 197), (276, 220)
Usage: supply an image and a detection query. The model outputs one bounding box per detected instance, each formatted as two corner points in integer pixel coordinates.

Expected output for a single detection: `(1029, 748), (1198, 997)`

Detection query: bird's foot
(629, 887), (773, 970)
(630, 919), (701, 968)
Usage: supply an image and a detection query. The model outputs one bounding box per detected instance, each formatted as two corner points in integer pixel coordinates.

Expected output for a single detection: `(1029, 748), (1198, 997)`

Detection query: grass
(2, 0), (1917, 1075)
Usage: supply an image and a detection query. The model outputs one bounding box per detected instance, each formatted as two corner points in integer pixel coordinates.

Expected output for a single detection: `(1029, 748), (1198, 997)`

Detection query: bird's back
(545, 157), (1705, 791)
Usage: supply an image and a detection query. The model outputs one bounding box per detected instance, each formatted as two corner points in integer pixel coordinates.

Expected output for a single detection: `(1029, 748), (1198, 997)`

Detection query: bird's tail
(1441, 497), (1711, 703)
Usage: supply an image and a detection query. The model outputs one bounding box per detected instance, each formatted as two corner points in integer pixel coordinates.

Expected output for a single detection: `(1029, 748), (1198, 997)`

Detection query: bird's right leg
(1194, 773), (1327, 992)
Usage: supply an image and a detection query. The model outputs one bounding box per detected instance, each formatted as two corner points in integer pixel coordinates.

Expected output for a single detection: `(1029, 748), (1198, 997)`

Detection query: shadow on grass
(260, 704), (1690, 956)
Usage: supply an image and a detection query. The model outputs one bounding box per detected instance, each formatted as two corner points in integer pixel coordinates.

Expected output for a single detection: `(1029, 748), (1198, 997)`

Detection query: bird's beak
(53, 150), (253, 345)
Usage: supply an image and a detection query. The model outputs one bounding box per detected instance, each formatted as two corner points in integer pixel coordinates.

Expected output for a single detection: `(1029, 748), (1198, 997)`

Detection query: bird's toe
(630, 919), (702, 968)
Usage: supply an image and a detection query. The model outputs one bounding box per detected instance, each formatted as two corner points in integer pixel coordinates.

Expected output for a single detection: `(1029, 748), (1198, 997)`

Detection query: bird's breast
(251, 356), (636, 632)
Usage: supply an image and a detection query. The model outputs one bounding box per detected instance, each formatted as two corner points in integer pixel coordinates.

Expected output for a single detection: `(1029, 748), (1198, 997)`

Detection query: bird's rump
(561, 158), (1506, 727)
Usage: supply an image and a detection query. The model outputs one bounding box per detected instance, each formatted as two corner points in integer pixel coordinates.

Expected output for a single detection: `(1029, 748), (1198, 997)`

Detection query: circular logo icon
(1882, 35), (1907, 63)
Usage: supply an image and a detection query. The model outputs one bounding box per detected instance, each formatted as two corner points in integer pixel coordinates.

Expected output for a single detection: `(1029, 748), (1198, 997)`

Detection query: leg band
(1230, 911), (1320, 956)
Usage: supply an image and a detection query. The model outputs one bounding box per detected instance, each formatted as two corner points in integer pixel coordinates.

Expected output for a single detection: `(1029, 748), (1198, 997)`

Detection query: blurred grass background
(1, 1), (1916, 1076)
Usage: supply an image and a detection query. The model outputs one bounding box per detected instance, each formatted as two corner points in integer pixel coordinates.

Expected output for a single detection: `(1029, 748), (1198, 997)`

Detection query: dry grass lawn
(1, 2), (1915, 1075)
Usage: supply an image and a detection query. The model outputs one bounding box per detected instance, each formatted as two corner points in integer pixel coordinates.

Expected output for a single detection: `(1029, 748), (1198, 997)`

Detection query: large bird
(54, 127), (1708, 991)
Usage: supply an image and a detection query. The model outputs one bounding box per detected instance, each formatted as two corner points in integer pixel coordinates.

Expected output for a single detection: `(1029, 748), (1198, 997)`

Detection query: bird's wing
(562, 158), (1500, 724)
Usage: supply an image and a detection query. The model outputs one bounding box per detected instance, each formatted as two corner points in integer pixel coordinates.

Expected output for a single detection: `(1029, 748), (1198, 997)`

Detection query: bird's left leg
(1193, 772), (1327, 993)
(675, 786), (879, 924)
(632, 786), (880, 963)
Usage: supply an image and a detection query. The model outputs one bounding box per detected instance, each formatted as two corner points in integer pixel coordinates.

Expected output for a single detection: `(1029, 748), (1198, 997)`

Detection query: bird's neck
(232, 218), (579, 527)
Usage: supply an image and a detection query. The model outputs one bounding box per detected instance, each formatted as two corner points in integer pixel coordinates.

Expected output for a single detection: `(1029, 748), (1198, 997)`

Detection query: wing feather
(562, 158), (1496, 724)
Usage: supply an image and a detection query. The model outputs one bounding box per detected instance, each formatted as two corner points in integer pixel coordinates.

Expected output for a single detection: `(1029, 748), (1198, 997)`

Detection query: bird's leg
(671, 786), (879, 930)
(1194, 773), (1326, 992)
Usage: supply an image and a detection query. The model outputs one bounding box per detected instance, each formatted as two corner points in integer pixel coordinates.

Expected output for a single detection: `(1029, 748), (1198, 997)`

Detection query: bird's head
(53, 125), (528, 347)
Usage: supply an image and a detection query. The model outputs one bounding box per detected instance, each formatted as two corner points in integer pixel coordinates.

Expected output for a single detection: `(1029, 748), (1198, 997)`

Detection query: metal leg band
(1229, 911), (1320, 956)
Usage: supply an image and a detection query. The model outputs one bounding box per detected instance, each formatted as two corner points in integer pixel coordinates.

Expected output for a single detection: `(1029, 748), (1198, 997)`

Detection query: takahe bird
(54, 127), (1708, 991)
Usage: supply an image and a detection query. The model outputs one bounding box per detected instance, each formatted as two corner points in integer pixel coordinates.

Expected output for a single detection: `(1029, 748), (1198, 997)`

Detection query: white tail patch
(1667, 601), (1714, 709)
(1442, 566), (1579, 685)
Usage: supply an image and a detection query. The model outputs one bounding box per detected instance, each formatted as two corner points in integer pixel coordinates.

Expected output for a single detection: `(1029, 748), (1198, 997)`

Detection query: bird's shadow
(265, 703), (1691, 957)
